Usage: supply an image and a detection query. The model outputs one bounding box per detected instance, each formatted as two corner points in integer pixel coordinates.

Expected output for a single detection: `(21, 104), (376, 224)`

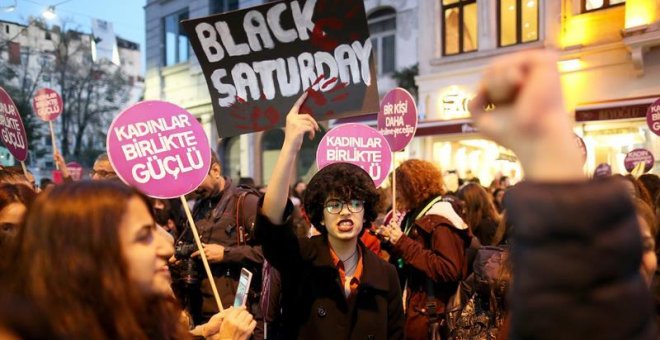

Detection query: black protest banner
(182, 0), (379, 138)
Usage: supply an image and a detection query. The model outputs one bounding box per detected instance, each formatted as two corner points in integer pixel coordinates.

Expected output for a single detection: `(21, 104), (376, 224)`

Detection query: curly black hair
(303, 163), (380, 236)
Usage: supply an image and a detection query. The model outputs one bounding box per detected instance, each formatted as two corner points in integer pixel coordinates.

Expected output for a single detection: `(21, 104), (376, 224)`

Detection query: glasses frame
(324, 199), (366, 214)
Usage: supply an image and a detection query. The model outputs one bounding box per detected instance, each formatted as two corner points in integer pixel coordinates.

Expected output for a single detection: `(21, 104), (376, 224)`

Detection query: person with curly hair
(255, 93), (404, 340)
(376, 159), (471, 340)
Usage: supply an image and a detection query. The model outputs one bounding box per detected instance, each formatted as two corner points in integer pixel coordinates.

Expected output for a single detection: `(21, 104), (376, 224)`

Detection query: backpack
(443, 245), (510, 340)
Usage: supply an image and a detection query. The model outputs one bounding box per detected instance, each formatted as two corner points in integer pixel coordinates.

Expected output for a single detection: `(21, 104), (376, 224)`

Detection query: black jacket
(506, 179), (656, 339)
(255, 200), (405, 340)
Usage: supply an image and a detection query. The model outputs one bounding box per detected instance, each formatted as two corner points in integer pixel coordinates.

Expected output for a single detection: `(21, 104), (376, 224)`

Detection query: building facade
(144, 0), (419, 185)
(414, 0), (660, 185)
(0, 18), (143, 176)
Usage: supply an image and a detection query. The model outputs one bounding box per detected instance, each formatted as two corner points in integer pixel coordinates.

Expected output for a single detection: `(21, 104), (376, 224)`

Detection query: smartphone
(233, 268), (253, 308)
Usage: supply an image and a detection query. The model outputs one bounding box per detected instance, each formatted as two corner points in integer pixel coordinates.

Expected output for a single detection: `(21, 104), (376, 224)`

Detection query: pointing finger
(289, 91), (309, 116)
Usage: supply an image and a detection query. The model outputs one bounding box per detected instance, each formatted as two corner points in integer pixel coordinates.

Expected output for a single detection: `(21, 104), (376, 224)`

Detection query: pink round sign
(377, 88), (418, 152)
(32, 88), (63, 121)
(66, 161), (83, 181)
(574, 134), (587, 165)
(646, 98), (660, 136)
(107, 101), (211, 199)
(0, 87), (28, 161)
(593, 163), (612, 178)
(624, 148), (654, 173)
(316, 123), (392, 187)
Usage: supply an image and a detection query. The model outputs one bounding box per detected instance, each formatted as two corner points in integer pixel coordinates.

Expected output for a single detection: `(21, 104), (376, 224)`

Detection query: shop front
(575, 95), (660, 175)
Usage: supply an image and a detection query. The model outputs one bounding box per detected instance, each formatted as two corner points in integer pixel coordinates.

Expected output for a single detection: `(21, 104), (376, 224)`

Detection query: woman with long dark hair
(458, 183), (501, 246)
(1, 181), (255, 340)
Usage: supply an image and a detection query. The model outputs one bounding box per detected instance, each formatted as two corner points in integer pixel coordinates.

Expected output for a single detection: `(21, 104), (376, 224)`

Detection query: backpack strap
(234, 186), (261, 246)
(404, 196), (444, 235)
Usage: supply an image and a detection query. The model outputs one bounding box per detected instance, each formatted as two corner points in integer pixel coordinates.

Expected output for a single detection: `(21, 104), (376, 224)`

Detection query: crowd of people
(0, 50), (658, 340)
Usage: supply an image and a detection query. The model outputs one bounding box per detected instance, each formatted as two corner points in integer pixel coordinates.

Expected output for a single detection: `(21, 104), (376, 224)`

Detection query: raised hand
(283, 91), (320, 152)
(468, 50), (584, 182)
(263, 92), (318, 225)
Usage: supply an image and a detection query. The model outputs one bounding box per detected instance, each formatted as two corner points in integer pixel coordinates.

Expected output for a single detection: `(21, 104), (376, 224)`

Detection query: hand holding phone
(233, 268), (253, 308)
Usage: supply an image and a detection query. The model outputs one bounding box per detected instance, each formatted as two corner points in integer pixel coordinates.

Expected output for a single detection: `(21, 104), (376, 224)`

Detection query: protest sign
(182, 0), (379, 138)
(0, 87), (28, 162)
(32, 88), (63, 122)
(574, 133), (587, 165)
(33, 88), (64, 168)
(66, 162), (83, 181)
(593, 163), (612, 178)
(377, 88), (418, 152)
(316, 123), (391, 187)
(624, 148), (654, 174)
(107, 100), (223, 312)
(646, 98), (660, 136)
(107, 100), (211, 199)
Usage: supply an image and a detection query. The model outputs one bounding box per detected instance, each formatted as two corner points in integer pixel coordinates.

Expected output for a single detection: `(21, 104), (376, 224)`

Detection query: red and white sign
(624, 148), (654, 173)
(0, 87), (28, 161)
(66, 162), (83, 181)
(107, 101), (211, 199)
(33, 88), (63, 121)
(377, 88), (418, 152)
(316, 123), (392, 187)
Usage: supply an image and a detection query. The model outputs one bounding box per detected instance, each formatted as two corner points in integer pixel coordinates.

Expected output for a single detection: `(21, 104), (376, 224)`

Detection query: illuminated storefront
(576, 96), (660, 175)
(416, 0), (660, 181)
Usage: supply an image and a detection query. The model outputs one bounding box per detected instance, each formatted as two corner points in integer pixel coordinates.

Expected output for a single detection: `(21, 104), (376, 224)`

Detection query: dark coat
(255, 201), (405, 340)
(390, 199), (471, 340)
(505, 179), (657, 339)
(185, 178), (263, 324)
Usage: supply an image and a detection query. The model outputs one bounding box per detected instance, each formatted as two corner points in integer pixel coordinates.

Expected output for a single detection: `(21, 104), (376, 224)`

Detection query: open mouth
(337, 219), (354, 232)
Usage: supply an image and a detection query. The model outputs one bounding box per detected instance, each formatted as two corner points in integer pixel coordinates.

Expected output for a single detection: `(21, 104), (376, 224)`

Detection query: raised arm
(262, 92), (319, 224)
(469, 50), (655, 339)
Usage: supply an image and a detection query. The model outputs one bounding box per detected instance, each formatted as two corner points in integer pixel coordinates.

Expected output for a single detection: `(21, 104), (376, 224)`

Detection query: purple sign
(624, 148), (654, 173)
(593, 163), (612, 178)
(377, 88), (418, 152)
(574, 133), (587, 165)
(33, 88), (63, 121)
(66, 162), (83, 181)
(316, 123), (392, 187)
(107, 101), (211, 199)
(0, 87), (28, 161)
(646, 98), (660, 136)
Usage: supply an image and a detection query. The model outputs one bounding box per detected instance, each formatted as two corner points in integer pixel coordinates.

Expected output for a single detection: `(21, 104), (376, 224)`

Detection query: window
(8, 42), (20, 65)
(163, 9), (189, 66)
(583, 0), (625, 12)
(442, 0), (478, 56)
(498, 0), (538, 47)
(210, 0), (239, 14)
(368, 8), (396, 75)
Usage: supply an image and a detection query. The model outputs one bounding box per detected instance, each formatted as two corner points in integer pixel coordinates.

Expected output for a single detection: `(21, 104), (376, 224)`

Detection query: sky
(0, 0), (146, 73)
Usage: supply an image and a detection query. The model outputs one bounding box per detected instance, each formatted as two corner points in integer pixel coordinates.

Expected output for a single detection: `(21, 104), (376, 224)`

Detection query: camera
(173, 241), (199, 286)
(175, 241), (197, 260)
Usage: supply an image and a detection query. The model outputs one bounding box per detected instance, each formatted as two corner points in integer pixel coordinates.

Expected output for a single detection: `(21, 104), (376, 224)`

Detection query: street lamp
(1, 0), (16, 12)
(41, 0), (73, 20)
(42, 6), (56, 19)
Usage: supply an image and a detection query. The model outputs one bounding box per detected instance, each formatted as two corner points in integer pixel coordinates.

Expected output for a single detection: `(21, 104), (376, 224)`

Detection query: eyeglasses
(324, 199), (365, 214)
(90, 169), (116, 178)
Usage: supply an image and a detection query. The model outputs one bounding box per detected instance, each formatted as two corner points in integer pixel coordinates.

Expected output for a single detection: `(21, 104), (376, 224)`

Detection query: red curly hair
(395, 159), (445, 211)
